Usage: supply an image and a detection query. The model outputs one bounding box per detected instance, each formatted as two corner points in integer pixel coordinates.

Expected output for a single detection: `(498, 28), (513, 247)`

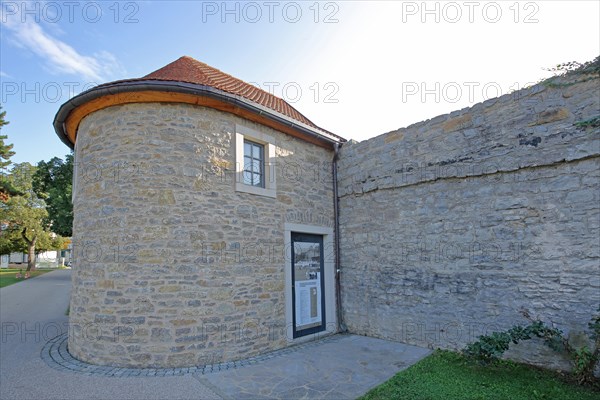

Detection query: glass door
(291, 232), (325, 338)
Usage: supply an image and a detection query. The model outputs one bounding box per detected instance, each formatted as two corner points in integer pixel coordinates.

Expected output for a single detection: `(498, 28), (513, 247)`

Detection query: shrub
(464, 307), (600, 385)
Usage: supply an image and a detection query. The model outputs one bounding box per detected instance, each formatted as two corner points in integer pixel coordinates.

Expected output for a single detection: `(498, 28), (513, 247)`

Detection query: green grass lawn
(0, 268), (54, 288)
(359, 350), (599, 400)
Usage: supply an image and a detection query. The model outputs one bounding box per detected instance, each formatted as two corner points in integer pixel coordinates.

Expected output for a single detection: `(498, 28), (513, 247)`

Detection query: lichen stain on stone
(193, 177), (211, 191)
(384, 130), (405, 144)
(277, 194), (293, 205)
(88, 127), (102, 137)
(158, 190), (176, 205)
(442, 114), (473, 133)
(529, 107), (571, 126)
(98, 280), (115, 289)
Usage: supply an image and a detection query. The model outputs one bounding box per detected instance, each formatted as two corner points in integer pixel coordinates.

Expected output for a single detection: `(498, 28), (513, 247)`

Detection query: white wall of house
(36, 250), (59, 267)
(7, 250), (69, 267)
(9, 252), (27, 264)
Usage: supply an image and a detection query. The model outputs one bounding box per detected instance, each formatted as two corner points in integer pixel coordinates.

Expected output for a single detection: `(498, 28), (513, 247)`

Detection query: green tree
(33, 154), (73, 237)
(0, 163), (66, 270)
(0, 107), (12, 167)
(0, 106), (18, 201)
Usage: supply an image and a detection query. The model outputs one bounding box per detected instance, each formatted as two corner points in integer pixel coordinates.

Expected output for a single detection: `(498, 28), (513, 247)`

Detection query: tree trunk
(21, 228), (37, 272)
(27, 240), (36, 271)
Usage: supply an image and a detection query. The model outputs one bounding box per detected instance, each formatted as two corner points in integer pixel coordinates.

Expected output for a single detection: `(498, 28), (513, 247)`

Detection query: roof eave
(53, 80), (346, 150)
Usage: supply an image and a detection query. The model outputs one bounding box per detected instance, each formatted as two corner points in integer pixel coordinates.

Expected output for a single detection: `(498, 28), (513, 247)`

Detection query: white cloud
(1, 9), (121, 81)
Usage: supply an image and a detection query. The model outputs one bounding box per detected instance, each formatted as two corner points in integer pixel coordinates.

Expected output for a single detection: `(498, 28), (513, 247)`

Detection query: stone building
(54, 56), (345, 367)
(54, 56), (599, 371)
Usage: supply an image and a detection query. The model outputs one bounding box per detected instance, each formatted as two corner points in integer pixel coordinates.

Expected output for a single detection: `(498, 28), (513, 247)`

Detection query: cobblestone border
(42, 332), (343, 377)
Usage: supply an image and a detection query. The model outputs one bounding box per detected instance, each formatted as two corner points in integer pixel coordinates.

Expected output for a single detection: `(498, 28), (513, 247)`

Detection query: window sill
(235, 182), (276, 198)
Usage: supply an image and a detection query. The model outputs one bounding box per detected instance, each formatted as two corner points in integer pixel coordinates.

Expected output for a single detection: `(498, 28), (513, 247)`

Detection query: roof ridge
(155, 56), (300, 105)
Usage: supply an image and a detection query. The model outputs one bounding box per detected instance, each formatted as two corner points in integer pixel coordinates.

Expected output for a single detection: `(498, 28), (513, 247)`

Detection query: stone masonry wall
(337, 75), (600, 369)
(69, 103), (335, 368)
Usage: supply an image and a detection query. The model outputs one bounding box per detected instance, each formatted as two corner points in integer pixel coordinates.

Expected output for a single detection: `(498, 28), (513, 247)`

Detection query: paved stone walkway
(198, 334), (431, 400)
(2, 270), (431, 399)
(41, 331), (431, 399)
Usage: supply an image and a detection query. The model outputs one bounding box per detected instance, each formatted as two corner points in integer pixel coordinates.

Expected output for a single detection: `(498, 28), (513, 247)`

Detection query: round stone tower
(54, 56), (341, 367)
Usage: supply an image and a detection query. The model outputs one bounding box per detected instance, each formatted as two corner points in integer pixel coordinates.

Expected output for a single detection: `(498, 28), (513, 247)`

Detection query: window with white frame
(235, 125), (276, 198)
(243, 139), (265, 187)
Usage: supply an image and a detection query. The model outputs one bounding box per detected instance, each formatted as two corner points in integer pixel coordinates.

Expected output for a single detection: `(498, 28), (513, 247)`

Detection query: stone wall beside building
(337, 74), (600, 370)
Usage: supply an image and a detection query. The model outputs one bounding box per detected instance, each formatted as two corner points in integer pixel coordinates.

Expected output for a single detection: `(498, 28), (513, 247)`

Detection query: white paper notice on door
(295, 273), (322, 329)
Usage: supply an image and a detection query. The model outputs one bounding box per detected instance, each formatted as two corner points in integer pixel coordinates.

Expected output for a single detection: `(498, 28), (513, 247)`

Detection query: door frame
(284, 223), (336, 343)
(291, 232), (326, 338)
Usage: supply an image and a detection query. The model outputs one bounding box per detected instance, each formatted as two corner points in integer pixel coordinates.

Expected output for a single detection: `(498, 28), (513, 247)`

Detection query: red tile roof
(54, 56), (344, 149)
(141, 56), (333, 136)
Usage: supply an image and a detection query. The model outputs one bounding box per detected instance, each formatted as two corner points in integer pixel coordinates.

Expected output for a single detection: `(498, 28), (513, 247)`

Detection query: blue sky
(1, 1), (598, 164)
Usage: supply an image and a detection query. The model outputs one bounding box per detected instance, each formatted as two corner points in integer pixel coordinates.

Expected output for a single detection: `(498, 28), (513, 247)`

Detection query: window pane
(244, 142), (252, 157)
(243, 170), (252, 185)
(254, 143), (263, 159)
(253, 173), (260, 186)
(251, 160), (261, 174)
